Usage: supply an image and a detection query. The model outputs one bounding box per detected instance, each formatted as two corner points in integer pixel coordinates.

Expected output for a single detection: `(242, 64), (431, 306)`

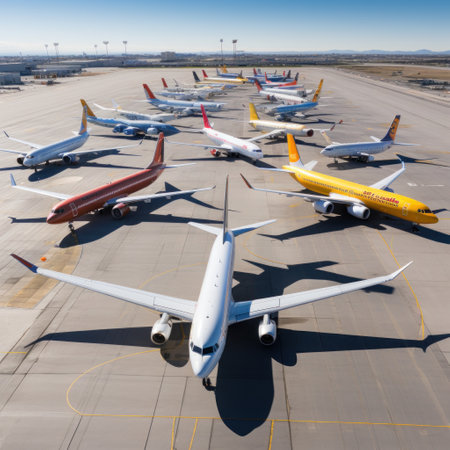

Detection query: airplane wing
(11, 254), (196, 321)
(93, 103), (117, 112)
(57, 140), (143, 159)
(105, 185), (215, 206)
(167, 140), (233, 152)
(229, 262), (412, 324)
(240, 174), (361, 205)
(3, 132), (42, 149)
(0, 147), (28, 155)
(10, 174), (71, 200)
(247, 130), (285, 141)
(320, 131), (334, 145)
(370, 159), (405, 190)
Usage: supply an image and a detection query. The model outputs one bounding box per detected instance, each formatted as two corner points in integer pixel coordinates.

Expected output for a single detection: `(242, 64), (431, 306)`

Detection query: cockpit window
(51, 208), (65, 214)
(418, 208), (432, 214)
(190, 341), (218, 355)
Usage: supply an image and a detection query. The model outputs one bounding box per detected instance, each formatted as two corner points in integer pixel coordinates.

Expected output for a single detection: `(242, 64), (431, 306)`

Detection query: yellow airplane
(248, 103), (340, 139)
(241, 134), (438, 226)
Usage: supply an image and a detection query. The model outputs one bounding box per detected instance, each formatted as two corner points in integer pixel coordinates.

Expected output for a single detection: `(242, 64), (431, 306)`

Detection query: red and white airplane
(10, 133), (214, 231)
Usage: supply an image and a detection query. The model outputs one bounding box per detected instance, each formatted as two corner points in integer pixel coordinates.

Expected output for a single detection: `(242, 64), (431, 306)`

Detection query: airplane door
(402, 203), (410, 217)
(70, 202), (78, 217)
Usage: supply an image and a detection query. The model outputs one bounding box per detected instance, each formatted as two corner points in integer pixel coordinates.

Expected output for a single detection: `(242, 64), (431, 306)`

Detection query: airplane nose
(190, 353), (213, 378)
(430, 214), (439, 224)
(46, 213), (56, 224)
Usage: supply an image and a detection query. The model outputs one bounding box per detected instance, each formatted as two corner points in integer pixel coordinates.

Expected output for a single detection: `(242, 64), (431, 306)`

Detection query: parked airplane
(248, 103), (339, 139)
(10, 133), (214, 231)
(256, 79), (323, 104)
(11, 177), (412, 385)
(260, 73), (299, 87)
(241, 134), (438, 226)
(246, 68), (288, 83)
(192, 71), (237, 89)
(81, 100), (180, 137)
(93, 100), (177, 122)
(320, 115), (415, 162)
(258, 84), (311, 98)
(143, 84), (225, 114)
(161, 78), (225, 97)
(263, 85), (323, 120)
(170, 105), (264, 161)
(215, 67), (244, 79)
(0, 107), (140, 168)
(199, 70), (247, 85)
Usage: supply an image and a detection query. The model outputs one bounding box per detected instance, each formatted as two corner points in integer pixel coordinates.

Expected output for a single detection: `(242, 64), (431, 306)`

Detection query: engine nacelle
(304, 129), (314, 137)
(313, 200), (334, 214)
(151, 313), (172, 345)
(145, 127), (159, 135)
(346, 204), (370, 220)
(258, 314), (277, 346)
(358, 154), (375, 162)
(113, 124), (127, 133)
(17, 156), (24, 165)
(62, 153), (80, 165)
(111, 202), (131, 219)
(210, 149), (221, 157)
(123, 127), (138, 136)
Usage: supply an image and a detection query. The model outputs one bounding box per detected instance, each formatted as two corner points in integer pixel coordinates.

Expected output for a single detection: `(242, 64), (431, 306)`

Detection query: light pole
(220, 38), (223, 66)
(53, 42), (59, 63)
(122, 40), (128, 55)
(232, 39), (237, 61)
(103, 40), (109, 57)
(44, 44), (49, 62)
(94, 44), (98, 58)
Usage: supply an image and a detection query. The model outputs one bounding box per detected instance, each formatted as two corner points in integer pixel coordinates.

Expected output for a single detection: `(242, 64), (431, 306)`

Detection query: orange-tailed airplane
(241, 134), (438, 227)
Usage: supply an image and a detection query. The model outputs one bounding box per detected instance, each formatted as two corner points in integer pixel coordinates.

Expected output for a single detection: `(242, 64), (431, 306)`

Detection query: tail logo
(389, 116), (400, 140)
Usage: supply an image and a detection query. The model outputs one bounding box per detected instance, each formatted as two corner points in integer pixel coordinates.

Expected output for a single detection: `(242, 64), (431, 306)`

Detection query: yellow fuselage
(284, 165), (438, 224)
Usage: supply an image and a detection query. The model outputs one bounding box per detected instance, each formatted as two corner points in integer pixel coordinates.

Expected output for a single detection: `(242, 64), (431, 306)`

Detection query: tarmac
(0, 66), (449, 449)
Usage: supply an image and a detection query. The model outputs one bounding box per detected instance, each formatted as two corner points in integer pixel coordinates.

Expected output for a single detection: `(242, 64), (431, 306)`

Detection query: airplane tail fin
(79, 105), (88, 135)
(265, 73), (270, 83)
(216, 68), (220, 76)
(80, 99), (96, 119)
(249, 103), (260, 121)
(312, 79), (323, 102)
(382, 115), (401, 142)
(148, 133), (164, 168)
(201, 105), (212, 129)
(287, 70), (291, 79)
(143, 84), (157, 101)
(202, 70), (208, 78)
(294, 72), (298, 82)
(222, 65), (228, 73)
(161, 78), (168, 88)
(287, 134), (317, 170)
(253, 68), (257, 76)
(254, 79), (263, 92)
(192, 71), (201, 83)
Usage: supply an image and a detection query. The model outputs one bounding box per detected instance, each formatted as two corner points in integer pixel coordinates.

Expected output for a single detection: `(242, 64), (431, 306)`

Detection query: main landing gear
(68, 222), (75, 233)
(202, 377), (213, 390)
(411, 223), (419, 233)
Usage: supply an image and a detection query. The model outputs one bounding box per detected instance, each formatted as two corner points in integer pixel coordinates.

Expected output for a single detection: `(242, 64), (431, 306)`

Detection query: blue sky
(1, 0), (449, 55)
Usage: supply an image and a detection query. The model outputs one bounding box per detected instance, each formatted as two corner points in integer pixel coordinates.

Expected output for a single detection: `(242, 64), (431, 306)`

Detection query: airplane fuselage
(46, 163), (165, 224)
(267, 101), (318, 119)
(189, 231), (235, 378)
(149, 97), (225, 112)
(86, 116), (179, 136)
(249, 119), (313, 137)
(285, 165), (438, 224)
(204, 128), (263, 160)
(321, 140), (392, 158)
(23, 133), (89, 167)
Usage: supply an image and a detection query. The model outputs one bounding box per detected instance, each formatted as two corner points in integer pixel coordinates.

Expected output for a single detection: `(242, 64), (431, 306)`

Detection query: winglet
(389, 261), (413, 280)
(11, 254), (38, 273)
(254, 79), (263, 92)
(161, 78), (168, 88)
(10, 173), (16, 186)
(223, 175), (229, 243)
(382, 115), (401, 142)
(192, 71), (201, 83)
(201, 105), (212, 129)
(240, 173), (253, 190)
(148, 133), (164, 168)
(143, 84), (156, 100)
(80, 99), (96, 118)
(249, 103), (260, 122)
(4, 130), (9, 138)
(312, 79), (323, 103)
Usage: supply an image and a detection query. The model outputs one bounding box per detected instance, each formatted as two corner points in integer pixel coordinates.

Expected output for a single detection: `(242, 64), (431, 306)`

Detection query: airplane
(263, 85), (323, 121)
(0, 106), (141, 168)
(255, 79), (323, 105)
(81, 99), (180, 137)
(143, 84), (225, 115)
(215, 67), (244, 79)
(192, 71), (238, 89)
(257, 84), (311, 98)
(93, 99), (177, 122)
(11, 177), (412, 386)
(259, 72), (299, 87)
(246, 68), (288, 83)
(161, 78), (225, 97)
(248, 103), (339, 139)
(10, 133), (215, 231)
(255, 79), (322, 103)
(241, 134), (438, 227)
(320, 115), (416, 162)
(199, 70), (247, 85)
(169, 105), (264, 161)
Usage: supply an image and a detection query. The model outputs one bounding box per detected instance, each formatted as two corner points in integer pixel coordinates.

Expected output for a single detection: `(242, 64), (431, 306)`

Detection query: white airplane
(320, 115), (415, 162)
(0, 107), (140, 168)
(169, 105), (264, 161)
(11, 178), (412, 386)
(256, 79), (323, 105)
(93, 99), (176, 122)
(248, 103), (339, 139)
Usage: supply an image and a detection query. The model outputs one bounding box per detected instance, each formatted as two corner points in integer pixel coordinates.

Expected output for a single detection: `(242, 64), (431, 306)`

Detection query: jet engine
(313, 200), (334, 214)
(62, 153), (80, 165)
(151, 313), (172, 345)
(113, 124), (127, 133)
(258, 314), (277, 346)
(210, 149), (221, 157)
(303, 129), (314, 137)
(16, 157), (24, 165)
(123, 127), (138, 136)
(358, 154), (375, 163)
(111, 202), (131, 219)
(346, 204), (370, 220)
(145, 127), (159, 135)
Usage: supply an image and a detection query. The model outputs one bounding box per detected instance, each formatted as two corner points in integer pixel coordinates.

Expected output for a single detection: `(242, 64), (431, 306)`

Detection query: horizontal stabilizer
(231, 219), (276, 237)
(188, 222), (221, 235)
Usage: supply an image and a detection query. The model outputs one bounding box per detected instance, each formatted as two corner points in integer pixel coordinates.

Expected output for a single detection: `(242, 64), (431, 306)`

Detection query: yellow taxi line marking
(171, 417), (176, 450)
(188, 418), (198, 450)
(377, 230), (425, 339)
(0, 351), (27, 354)
(139, 262), (203, 289)
(268, 419), (275, 449)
